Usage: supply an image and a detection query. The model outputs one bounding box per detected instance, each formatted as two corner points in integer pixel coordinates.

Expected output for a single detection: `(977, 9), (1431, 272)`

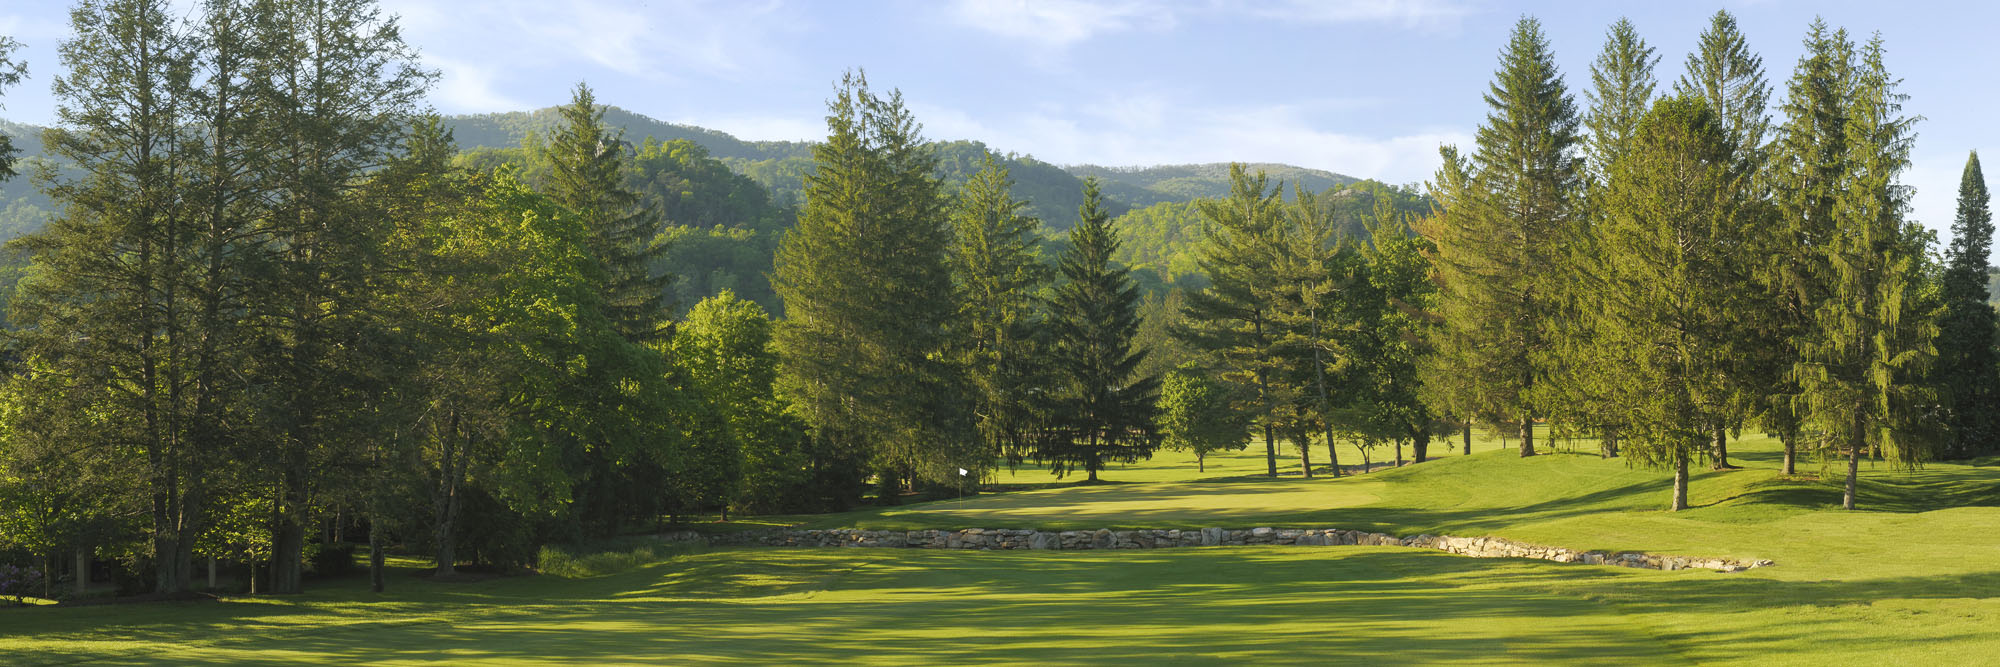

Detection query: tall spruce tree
(1676, 9), (1777, 470)
(948, 155), (1051, 467)
(1592, 96), (1758, 510)
(1178, 165), (1286, 476)
(1034, 179), (1160, 481)
(1562, 17), (1657, 458)
(1939, 152), (1996, 457)
(1767, 20), (1855, 477)
(773, 71), (974, 500)
(546, 82), (672, 343)
(1791, 32), (1936, 510)
(1582, 18), (1658, 183)
(1424, 16), (1583, 457)
(1677, 10), (1773, 167)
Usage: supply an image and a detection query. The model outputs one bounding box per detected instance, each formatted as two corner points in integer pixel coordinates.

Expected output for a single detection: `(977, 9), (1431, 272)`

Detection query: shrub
(537, 537), (694, 578)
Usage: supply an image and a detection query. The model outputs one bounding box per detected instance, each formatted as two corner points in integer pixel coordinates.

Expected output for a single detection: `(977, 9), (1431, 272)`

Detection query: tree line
(0, 3), (1995, 602)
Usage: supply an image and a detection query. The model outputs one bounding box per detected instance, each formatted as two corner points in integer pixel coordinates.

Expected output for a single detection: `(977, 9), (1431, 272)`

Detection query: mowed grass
(5, 433), (1998, 665)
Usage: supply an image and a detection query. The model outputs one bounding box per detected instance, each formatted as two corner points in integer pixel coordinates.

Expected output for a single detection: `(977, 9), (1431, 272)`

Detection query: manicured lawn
(5, 433), (1996, 664)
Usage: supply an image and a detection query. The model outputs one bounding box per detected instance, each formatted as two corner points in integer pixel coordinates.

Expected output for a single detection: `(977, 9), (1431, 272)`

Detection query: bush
(0, 563), (44, 604)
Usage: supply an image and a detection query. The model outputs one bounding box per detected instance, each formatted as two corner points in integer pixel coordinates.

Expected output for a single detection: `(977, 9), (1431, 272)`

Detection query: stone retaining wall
(701, 527), (1772, 572)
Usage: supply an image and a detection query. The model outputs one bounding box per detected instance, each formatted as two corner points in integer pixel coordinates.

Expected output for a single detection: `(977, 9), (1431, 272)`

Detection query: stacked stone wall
(695, 527), (1772, 572)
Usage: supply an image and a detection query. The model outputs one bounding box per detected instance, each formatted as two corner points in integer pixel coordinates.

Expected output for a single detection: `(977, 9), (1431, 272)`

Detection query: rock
(1202, 527), (1223, 547)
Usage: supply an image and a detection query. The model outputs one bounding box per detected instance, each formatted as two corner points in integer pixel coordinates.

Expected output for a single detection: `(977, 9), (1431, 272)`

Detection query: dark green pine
(1036, 178), (1162, 481)
(547, 82), (673, 344)
(1940, 151), (1997, 456)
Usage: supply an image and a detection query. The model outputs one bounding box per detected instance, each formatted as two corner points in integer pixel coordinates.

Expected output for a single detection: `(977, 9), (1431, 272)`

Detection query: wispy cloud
(946, 0), (1173, 49)
(1247, 0), (1477, 32)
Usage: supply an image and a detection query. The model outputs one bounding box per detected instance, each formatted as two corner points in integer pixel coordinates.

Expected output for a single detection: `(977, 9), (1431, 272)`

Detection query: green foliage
(536, 537), (696, 578)
(1780, 28), (1938, 509)
(1582, 17), (1659, 182)
(1178, 165), (1287, 476)
(947, 156), (1052, 467)
(773, 71), (975, 498)
(673, 291), (805, 513)
(1156, 363), (1251, 471)
(1422, 16), (1584, 456)
(1675, 10), (1772, 167)
(1938, 152), (1997, 457)
(1589, 96), (1761, 509)
(546, 83), (672, 343)
(1033, 179), (1161, 480)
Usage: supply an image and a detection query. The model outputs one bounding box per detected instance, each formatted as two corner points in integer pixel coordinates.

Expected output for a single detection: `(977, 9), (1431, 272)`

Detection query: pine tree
(1939, 152), (1996, 457)
(948, 155), (1051, 467)
(1676, 10), (1773, 166)
(1035, 178), (1161, 481)
(1582, 18), (1658, 182)
(0, 34), (22, 180)
(1178, 165), (1286, 476)
(1592, 96), (1758, 511)
(546, 82), (672, 343)
(1561, 17), (1657, 458)
(243, 0), (432, 593)
(13, 0), (204, 595)
(773, 71), (974, 500)
(1792, 33), (1937, 510)
(1767, 20), (1855, 477)
(1424, 16), (1583, 457)
(1675, 9), (1777, 470)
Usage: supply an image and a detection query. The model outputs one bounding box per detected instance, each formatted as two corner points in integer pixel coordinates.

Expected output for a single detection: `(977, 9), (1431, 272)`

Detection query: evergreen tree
(545, 82), (672, 343)
(1034, 178), (1161, 481)
(1561, 17), (1656, 458)
(243, 0), (432, 593)
(1676, 9), (1778, 470)
(1582, 18), (1658, 182)
(1676, 10), (1772, 168)
(1938, 152), (1996, 457)
(773, 71), (974, 501)
(12, 0), (204, 595)
(1791, 33), (1937, 510)
(948, 155), (1051, 466)
(0, 34), (22, 180)
(1423, 16), (1583, 457)
(1178, 165), (1286, 476)
(1592, 96), (1758, 510)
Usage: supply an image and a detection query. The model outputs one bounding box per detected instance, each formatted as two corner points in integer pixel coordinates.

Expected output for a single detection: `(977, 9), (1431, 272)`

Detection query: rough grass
(3, 433), (1995, 665)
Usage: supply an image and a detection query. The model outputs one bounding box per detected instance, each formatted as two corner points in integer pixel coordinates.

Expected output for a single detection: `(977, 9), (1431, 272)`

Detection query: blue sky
(1, 0), (1994, 248)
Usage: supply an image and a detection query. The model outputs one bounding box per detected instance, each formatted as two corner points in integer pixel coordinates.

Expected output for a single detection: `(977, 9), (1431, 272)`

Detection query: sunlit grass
(3, 431), (1995, 664)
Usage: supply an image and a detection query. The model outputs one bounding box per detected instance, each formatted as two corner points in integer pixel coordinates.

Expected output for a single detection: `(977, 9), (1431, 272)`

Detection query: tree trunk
(1844, 436), (1861, 511)
(1711, 423), (1735, 469)
(42, 553), (52, 600)
(273, 470), (307, 594)
(1087, 465), (1098, 483)
(1300, 442), (1313, 478)
(1671, 450), (1689, 511)
(75, 547), (89, 597)
(1395, 441), (1404, 467)
(1322, 427), (1342, 478)
(1601, 430), (1620, 458)
(1263, 423), (1278, 477)
(435, 412), (464, 577)
(1463, 424), (1472, 455)
(1782, 433), (1796, 476)
(1197, 453), (1205, 473)
(1413, 432), (1429, 463)
(369, 517), (386, 594)
(1518, 415), (1536, 457)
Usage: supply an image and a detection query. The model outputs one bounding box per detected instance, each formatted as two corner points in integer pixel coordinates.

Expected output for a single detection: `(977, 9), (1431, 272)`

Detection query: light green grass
(3, 434), (1995, 665)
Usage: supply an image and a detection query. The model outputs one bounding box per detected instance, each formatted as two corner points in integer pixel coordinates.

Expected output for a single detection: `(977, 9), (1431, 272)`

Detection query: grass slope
(5, 434), (1996, 665)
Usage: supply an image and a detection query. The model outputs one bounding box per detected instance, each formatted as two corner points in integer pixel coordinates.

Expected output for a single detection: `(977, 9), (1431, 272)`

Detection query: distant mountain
(4, 108), (1372, 236)
(1065, 163), (1360, 208)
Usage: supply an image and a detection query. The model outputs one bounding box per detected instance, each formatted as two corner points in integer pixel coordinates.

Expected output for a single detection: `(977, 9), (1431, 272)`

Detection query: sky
(1, 0), (1995, 249)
